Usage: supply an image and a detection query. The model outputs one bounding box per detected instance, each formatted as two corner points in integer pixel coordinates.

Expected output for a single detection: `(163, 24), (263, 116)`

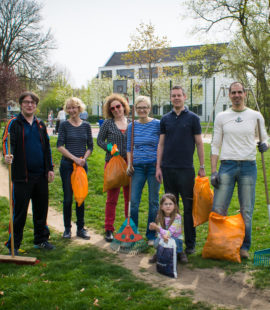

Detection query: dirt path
(1, 161), (269, 310)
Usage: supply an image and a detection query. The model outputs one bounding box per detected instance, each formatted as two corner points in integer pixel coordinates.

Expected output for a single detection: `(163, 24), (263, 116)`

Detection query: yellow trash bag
(103, 155), (129, 192)
(192, 176), (213, 227)
(71, 163), (88, 207)
(202, 212), (245, 263)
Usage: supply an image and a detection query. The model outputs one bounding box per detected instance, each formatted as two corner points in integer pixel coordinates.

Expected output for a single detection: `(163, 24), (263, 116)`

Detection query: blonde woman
(57, 97), (93, 240)
(97, 93), (130, 242)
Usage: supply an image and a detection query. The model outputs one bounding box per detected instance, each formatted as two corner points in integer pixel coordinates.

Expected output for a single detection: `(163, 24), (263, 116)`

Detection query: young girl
(149, 193), (188, 264)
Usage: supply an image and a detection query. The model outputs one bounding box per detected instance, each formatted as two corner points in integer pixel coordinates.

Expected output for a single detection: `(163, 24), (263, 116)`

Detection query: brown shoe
(178, 252), (188, 264)
(149, 254), (157, 264)
(240, 249), (249, 259)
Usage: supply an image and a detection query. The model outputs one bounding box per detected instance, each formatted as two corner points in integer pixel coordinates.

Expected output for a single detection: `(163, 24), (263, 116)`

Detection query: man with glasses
(211, 82), (269, 259)
(2, 91), (55, 255)
(156, 85), (205, 255)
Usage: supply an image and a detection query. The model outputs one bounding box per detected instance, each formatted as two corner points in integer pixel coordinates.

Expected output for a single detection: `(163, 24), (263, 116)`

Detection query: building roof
(104, 43), (228, 67)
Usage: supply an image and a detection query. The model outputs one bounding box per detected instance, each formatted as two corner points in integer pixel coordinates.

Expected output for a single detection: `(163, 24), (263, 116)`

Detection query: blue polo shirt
(160, 108), (201, 169)
(23, 116), (45, 176)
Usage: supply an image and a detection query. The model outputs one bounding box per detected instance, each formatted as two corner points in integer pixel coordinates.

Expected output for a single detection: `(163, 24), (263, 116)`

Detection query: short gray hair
(134, 96), (151, 108)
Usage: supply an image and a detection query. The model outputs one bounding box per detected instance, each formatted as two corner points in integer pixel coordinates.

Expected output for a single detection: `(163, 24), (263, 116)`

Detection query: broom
(0, 133), (38, 265)
(110, 106), (148, 254)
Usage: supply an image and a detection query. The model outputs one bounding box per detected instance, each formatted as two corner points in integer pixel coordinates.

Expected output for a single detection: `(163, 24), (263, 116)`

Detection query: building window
(152, 105), (159, 115)
(191, 104), (202, 116)
(163, 104), (171, 114)
(163, 66), (183, 76)
(101, 70), (112, 78)
(139, 67), (158, 79)
(188, 64), (203, 76)
(116, 69), (134, 79)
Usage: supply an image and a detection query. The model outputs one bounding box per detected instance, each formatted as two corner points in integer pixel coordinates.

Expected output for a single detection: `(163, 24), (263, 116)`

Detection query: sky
(39, 0), (227, 88)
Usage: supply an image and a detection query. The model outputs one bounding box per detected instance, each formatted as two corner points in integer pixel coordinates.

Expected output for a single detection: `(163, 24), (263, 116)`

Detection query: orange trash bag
(71, 163), (88, 207)
(192, 176), (214, 227)
(202, 212), (245, 263)
(103, 155), (130, 192)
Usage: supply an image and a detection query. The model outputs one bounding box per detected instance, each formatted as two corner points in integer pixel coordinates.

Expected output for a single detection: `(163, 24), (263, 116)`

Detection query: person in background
(55, 107), (66, 134)
(57, 97), (93, 240)
(149, 193), (188, 264)
(80, 109), (88, 121)
(156, 85), (205, 255)
(2, 91), (55, 254)
(97, 94), (130, 242)
(126, 96), (160, 246)
(211, 81), (269, 259)
(48, 110), (54, 128)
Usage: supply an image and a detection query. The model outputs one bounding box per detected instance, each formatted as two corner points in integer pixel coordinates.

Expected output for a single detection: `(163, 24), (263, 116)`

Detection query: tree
(0, 0), (55, 79)
(184, 0), (270, 123)
(122, 22), (170, 108)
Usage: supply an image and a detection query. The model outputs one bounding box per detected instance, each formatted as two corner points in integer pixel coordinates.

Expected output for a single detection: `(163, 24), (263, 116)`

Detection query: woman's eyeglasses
(110, 104), (122, 111)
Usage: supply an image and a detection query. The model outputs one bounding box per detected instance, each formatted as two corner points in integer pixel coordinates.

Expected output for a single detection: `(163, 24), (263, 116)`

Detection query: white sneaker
(148, 240), (154, 246)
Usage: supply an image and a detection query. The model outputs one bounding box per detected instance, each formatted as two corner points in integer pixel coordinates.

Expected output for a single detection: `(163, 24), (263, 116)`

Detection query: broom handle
(128, 104), (135, 218)
(7, 133), (15, 257)
(257, 119), (270, 223)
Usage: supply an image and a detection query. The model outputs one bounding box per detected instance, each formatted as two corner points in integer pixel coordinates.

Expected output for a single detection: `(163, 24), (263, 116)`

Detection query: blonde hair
(156, 193), (179, 229)
(134, 96), (151, 108)
(64, 97), (86, 113)
(103, 93), (130, 119)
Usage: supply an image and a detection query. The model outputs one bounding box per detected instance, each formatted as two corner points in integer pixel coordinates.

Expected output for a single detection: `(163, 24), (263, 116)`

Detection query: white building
(96, 43), (234, 122)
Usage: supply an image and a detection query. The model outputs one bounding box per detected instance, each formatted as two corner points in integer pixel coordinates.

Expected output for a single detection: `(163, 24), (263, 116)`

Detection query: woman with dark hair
(97, 93), (130, 242)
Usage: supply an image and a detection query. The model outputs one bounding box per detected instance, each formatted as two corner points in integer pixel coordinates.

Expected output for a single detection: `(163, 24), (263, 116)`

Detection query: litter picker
(0, 133), (38, 265)
(253, 119), (270, 266)
(110, 106), (148, 254)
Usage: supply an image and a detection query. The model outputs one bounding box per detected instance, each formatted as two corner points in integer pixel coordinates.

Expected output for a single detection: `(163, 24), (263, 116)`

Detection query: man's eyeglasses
(110, 104), (122, 111)
(22, 100), (36, 105)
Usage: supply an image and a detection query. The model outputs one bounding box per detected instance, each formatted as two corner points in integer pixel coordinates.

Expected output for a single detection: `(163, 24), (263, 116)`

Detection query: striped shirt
(57, 120), (93, 158)
(97, 119), (129, 162)
(127, 119), (160, 164)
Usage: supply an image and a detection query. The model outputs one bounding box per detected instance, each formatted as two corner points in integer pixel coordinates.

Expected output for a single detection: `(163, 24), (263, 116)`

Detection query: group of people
(2, 81), (269, 263)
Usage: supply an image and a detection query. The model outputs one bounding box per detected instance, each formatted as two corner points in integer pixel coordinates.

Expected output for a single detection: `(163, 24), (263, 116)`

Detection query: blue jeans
(212, 160), (257, 250)
(60, 159), (88, 231)
(130, 163), (160, 240)
(154, 237), (183, 253)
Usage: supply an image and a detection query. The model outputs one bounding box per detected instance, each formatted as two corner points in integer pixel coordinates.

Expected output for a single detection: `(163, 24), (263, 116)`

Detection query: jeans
(212, 160), (257, 250)
(162, 167), (195, 250)
(154, 237), (183, 253)
(130, 163), (160, 240)
(60, 159), (88, 231)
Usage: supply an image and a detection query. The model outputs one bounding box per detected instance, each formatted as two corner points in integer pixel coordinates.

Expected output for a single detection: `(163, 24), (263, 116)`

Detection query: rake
(110, 106), (148, 254)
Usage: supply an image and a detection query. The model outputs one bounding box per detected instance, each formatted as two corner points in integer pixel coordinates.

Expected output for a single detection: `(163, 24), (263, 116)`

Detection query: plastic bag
(103, 155), (129, 192)
(192, 176), (214, 227)
(202, 212), (245, 263)
(156, 238), (177, 278)
(71, 163), (88, 207)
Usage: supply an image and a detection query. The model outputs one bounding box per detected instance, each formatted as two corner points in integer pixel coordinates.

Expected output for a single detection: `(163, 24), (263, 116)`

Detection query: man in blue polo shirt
(156, 85), (205, 255)
(3, 91), (55, 255)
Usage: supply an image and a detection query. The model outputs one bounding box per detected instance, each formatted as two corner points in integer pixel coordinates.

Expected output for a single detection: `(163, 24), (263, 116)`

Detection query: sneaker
(147, 240), (155, 246)
(77, 228), (90, 240)
(34, 241), (55, 250)
(178, 252), (188, 264)
(240, 249), (249, 259)
(105, 230), (113, 242)
(63, 229), (71, 239)
(9, 248), (19, 256)
(185, 247), (195, 255)
(148, 253), (157, 264)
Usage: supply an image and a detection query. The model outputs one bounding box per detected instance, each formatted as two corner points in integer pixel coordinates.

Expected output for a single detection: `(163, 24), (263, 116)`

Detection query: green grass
(0, 197), (214, 310)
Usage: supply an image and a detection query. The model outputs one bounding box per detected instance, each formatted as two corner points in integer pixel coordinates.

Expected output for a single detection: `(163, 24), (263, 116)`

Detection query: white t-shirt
(211, 108), (269, 161)
(57, 110), (66, 121)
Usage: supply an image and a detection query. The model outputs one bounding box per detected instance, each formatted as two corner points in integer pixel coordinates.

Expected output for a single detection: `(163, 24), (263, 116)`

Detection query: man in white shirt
(211, 82), (269, 259)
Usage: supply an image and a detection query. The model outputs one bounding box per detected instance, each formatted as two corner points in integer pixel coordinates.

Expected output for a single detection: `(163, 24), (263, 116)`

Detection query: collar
(171, 106), (188, 116)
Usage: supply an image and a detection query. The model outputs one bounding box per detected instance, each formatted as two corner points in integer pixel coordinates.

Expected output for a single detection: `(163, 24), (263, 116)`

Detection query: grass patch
(0, 197), (215, 310)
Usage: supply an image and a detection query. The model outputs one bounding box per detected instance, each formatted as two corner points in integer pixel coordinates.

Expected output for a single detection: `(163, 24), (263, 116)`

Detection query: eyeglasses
(110, 104), (122, 111)
(22, 100), (36, 105)
(136, 106), (149, 111)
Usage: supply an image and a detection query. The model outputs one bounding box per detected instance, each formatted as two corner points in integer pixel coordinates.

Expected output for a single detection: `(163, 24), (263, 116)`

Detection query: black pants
(6, 175), (50, 249)
(162, 167), (195, 250)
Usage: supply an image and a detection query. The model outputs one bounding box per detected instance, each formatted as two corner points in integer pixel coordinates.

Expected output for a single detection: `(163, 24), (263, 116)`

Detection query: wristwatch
(200, 165), (205, 169)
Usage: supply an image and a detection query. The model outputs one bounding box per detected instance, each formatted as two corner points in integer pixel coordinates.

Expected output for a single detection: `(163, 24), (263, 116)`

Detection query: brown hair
(229, 82), (246, 93)
(156, 193), (179, 229)
(103, 93), (130, 119)
(170, 85), (186, 96)
(19, 91), (39, 105)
